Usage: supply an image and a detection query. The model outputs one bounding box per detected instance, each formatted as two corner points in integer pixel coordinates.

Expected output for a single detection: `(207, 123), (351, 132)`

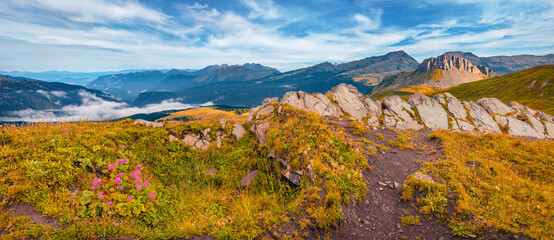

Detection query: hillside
(445, 51), (554, 75)
(0, 75), (119, 115)
(435, 65), (554, 115)
(1, 83), (553, 239)
(133, 51), (419, 107)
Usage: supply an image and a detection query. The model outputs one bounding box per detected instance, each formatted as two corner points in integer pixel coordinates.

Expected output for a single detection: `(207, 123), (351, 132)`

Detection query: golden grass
(370, 85), (438, 101)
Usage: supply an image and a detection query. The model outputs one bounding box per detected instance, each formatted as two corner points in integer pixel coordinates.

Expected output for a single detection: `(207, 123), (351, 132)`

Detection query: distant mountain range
(372, 54), (497, 93)
(0, 75), (119, 114)
(87, 63), (280, 101)
(0, 70), (147, 86)
(132, 51), (420, 107)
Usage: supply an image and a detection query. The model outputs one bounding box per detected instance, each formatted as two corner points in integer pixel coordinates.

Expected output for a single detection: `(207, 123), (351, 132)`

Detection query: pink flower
(149, 191), (156, 201)
(143, 181), (151, 188)
(117, 158), (128, 164)
(113, 178), (122, 184)
(91, 186), (97, 190)
(117, 185), (124, 190)
(130, 170), (142, 179)
(107, 163), (117, 170)
(92, 178), (102, 186)
(107, 202), (112, 205)
(117, 173), (124, 178)
(135, 184), (143, 190)
(98, 191), (104, 195)
(135, 177), (142, 183)
(127, 196), (134, 201)
(98, 195), (105, 200)
(135, 165), (142, 170)
(121, 145), (126, 150)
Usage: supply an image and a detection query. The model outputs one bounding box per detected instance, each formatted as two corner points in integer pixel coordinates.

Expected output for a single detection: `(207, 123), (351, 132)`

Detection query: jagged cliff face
(418, 54), (497, 77)
(372, 54), (498, 92)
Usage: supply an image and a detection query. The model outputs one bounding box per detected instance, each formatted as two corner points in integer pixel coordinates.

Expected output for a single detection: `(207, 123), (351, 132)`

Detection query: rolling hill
(435, 65), (554, 115)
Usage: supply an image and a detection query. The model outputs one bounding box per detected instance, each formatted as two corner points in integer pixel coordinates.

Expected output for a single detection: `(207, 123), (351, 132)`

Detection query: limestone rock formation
(495, 115), (542, 138)
(382, 95), (423, 130)
(182, 128), (211, 150)
(327, 83), (381, 119)
(281, 91), (343, 117)
(463, 101), (502, 134)
(133, 119), (164, 128)
(250, 122), (270, 144)
(232, 124), (246, 140)
(248, 97), (278, 121)
(408, 92), (448, 130)
(476, 98), (513, 115)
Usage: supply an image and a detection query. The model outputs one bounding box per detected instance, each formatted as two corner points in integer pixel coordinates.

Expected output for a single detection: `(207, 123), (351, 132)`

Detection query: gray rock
(216, 131), (224, 148)
(168, 134), (179, 142)
(219, 119), (227, 128)
(206, 168), (217, 176)
(367, 116), (380, 126)
(250, 122), (270, 144)
(232, 124), (246, 140)
(413, 172), (435, 184)
(538, 111), (554, 123)
(510, 101), (537, 116)
(476, 98), (513, 115)
(495, 115), (541, 138)
(544, 122), (554, 138)
(327, 83), (370, 120)
(463, 101), (501, 133)
(133, 119), (163, 128)
(364, 98), (382, 117)
(382, 96), (422, 130)
(281, 91), (343, 117)
(456, 119), (475, 132)
(248, 97), (278, 121)
(241, 170), (258, 187)
(433, 93), (446, 105)
(182, 133), (210, 150)
(256, 105), (274, 120)
(409, 92), (449, 130)
(443, 93), (467, 119)
(524, 113), (546, 138)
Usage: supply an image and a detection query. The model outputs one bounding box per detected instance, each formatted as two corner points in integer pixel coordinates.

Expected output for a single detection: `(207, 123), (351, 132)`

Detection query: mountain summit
(372, 54), (497, 92)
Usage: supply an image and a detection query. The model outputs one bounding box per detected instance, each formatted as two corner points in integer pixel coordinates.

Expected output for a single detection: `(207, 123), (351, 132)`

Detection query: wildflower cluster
(79, 146), (159, 223)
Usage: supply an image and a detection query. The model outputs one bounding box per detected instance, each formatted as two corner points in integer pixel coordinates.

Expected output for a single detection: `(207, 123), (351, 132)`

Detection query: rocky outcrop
(281, 91), (343, 117)
(247, 83), (554, 139)
(232, 124), (246, 140)
(248, 97), (278, 121)
(382, 96), (423, 130)
(133, 119), (164, 128)
(463, 101), (502, 134)
(182, 128), (212, 150)
(418, 54), (493, 76)
(408, 92), (448, 130)
(327, 83), (381, 119)
(477, 98), (513, 115)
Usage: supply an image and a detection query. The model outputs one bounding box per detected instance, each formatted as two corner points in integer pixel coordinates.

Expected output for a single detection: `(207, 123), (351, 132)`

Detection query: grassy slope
(403, 131), (554, 239)
(435, 65), (554, 115)
(369, 85), (437, 101)
(0, 106), (368, 239)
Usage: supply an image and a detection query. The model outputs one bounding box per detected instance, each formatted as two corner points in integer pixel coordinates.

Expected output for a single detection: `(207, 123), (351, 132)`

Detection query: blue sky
(1, 0), (553, 72)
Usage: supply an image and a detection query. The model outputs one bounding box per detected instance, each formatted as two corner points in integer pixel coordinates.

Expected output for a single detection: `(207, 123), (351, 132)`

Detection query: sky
(1, 0), (553, 72)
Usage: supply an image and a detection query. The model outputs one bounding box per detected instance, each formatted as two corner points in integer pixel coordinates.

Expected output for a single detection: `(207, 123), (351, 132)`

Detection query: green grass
(403, 130), (554, 239)
(0, 106), (369, 239)
(436, 65), (554, 115)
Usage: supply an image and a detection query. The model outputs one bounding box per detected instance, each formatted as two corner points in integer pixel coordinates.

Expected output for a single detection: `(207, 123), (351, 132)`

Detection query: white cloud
(241, 0), (280, 19)
(0, 90), (213, 122)
(36, 90), (68, 99)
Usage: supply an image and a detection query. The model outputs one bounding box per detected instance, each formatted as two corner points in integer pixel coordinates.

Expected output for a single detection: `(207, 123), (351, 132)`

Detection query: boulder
(524, 114), (546, 138)
(216, 131), (224, 148)
(241, 170), (258, 187)
(248, 97), (278, 121)
(327, 83), (370, 120)
(409, 92), (449, 130)
(232, 124), (246, 140)
(133, 119), (163, 128)
(440, 93), (467, 119)
(382, 96), (422, 130)
(364, 98), (382, 117)
(433, 93), (447, 105)
(413, 172), (435, 184)
(256, 105), (274, 120)
(476, 98), (513, 115)
(250, 122), (270, 144)
(456, 119), (475, 132)
(269, 153), (304, 186)
(182, 128), (211, 150)
(168, 135), (179, 142)
(538, 111), (554, 123)
(463, 101), (501, 134)
(495, 115), (542, 138)
(281, 91), (343, 117)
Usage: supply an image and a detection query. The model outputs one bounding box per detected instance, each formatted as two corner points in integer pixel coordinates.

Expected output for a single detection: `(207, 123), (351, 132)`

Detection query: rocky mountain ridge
(417, 54), (497, 77)
(248, 83), (554, 140)
(445, 51), (554, 75)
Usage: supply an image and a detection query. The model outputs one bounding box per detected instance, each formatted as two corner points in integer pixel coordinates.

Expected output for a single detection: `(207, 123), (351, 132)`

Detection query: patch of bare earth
(1, 198), (59, 235)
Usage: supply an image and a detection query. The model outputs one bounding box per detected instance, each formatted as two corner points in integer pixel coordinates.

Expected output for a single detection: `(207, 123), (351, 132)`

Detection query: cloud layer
(0, 91), (212, 122)
(0, 0), (552, 72)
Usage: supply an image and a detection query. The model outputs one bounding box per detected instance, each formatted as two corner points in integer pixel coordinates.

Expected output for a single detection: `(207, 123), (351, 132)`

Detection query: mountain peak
(418, 54), (496, 77)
